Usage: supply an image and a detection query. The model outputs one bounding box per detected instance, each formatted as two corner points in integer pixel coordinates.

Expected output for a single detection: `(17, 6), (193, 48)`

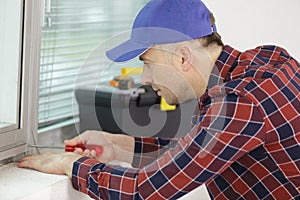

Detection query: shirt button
(78, 183), (82, 191)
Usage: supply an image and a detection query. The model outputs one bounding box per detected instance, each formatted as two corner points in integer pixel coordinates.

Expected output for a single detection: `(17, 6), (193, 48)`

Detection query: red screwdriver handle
(65, 144), (103, 157)
(65, 143), (86, 152)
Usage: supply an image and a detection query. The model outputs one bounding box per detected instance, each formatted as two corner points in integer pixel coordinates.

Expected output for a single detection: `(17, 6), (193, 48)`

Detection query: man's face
(140, 45), (199, 105)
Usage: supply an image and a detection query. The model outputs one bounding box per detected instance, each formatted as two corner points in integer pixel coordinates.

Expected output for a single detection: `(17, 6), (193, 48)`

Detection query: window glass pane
(0, 0), (22, 132)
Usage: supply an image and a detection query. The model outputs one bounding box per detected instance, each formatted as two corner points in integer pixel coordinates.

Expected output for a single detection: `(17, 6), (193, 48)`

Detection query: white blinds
(39, 0), (147, 131)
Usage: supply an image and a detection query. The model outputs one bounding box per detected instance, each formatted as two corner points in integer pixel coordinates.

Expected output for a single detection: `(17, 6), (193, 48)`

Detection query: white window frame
(0, 0), (42, 162)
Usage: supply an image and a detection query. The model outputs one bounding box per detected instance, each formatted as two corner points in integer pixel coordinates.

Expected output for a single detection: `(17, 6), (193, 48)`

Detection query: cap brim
(106, 39), (151, 62)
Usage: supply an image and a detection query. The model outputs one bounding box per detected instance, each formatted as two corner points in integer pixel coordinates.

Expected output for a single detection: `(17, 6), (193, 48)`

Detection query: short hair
(197, 13), (224, 48)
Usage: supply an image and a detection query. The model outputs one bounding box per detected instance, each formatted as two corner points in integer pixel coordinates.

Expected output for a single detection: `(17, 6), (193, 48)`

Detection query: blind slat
(39, 95), (73, 106)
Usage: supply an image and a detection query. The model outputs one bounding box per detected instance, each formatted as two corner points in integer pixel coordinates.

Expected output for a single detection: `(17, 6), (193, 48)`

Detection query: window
(38, 0), (147, 132)
(0, 0), (41, 161)
(0, 0), (21, 133)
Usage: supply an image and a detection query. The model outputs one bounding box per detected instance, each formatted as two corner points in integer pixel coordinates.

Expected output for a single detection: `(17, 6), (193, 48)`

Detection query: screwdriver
(27, 144), (103, 156)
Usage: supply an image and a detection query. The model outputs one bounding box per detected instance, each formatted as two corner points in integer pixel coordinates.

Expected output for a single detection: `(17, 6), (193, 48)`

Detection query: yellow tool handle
(160, 97), (176, 111)
(121, 67), (143, 76)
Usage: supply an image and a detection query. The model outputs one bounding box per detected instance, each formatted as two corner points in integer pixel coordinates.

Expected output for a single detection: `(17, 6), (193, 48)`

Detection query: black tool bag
(75, 85), (197, 138)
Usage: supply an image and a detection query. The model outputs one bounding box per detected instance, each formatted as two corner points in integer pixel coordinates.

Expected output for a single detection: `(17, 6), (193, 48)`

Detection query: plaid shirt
(72, 45), (300, 199)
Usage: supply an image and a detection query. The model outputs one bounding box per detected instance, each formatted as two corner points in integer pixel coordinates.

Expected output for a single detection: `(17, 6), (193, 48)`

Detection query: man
(19, 0), (300, 199)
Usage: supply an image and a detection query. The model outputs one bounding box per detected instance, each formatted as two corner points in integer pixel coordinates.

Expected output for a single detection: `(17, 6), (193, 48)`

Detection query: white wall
(202, 0), (300, 59)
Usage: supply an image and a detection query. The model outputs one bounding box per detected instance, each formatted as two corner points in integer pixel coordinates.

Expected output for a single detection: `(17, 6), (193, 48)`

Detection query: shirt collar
(207, 45), (241, 90)
(193, 46), (241, 125)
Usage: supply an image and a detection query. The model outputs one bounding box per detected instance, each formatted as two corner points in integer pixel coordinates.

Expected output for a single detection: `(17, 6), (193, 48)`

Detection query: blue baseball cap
(106, 0), (217, 62)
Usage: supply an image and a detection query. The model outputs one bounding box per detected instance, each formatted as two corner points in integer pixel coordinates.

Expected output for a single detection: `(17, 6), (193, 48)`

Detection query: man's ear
(178, 46), (193, 72)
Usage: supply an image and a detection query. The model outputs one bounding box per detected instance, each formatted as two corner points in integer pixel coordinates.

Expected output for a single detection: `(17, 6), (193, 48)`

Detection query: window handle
(42, 0), (52, 27)
(41, 0), (45, 27)
(46, 0), (51, 13)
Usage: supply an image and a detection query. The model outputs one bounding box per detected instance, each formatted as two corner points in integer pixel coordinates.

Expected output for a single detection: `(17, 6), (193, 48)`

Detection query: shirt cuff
(71, 157), (100, 193)
(132, 137), (143, 168)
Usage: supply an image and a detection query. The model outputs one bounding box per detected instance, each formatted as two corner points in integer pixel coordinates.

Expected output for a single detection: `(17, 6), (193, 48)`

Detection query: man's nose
(141, 67), (152, 84)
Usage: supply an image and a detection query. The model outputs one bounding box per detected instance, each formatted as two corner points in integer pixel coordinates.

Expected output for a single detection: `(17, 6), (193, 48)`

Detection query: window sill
(0, 163), (92, 200)
(0, 163), (210, 200)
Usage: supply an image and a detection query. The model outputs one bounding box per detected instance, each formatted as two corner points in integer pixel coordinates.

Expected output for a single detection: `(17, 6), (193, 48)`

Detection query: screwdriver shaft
(27, 144), (65, 149)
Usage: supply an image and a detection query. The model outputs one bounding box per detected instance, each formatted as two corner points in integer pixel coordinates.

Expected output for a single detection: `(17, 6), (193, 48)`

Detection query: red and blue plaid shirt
(72, 45), (300, 199)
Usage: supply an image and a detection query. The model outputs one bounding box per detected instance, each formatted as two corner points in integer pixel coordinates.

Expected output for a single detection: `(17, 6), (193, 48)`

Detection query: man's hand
(65, 131), (115, 163)
(18, 130), (135, 177)
(18, 152), (82, 177)
(65, 130), (135, 164)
